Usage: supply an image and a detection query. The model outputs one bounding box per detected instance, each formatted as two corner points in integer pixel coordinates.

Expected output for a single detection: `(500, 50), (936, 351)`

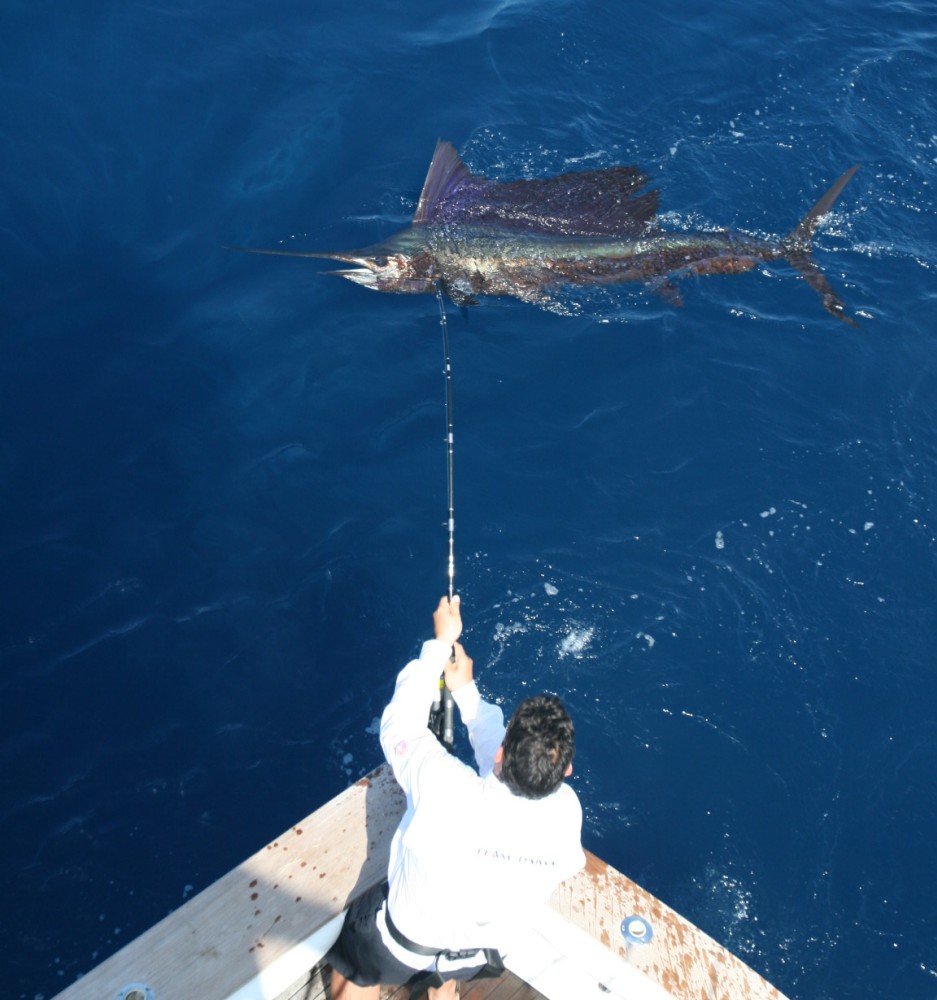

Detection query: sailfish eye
(371, 255), (388, 267)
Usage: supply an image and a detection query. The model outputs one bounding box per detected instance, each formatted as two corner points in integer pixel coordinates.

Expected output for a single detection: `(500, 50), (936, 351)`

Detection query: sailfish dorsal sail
(412, 140), (660, 237)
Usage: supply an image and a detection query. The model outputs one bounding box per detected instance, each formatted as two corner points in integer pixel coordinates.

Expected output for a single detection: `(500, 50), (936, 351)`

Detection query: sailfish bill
(230, 142), (860, 325)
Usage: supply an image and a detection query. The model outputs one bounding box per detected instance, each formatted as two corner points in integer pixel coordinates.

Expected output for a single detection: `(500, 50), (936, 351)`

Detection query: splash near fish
(234, 141), (859, 324)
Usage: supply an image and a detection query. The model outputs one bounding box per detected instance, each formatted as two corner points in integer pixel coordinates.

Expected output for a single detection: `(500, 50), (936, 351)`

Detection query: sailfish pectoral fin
(650, 279), (685, 309)
(783, 164), (861, 327)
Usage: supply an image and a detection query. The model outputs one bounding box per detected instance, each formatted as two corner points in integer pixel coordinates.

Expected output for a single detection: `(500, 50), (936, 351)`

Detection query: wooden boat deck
(281, 960), (545, 1000)
(54, 763), (788, 1000)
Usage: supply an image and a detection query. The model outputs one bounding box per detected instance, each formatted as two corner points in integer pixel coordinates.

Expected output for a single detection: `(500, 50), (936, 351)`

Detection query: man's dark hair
(501, 694), (575, 799)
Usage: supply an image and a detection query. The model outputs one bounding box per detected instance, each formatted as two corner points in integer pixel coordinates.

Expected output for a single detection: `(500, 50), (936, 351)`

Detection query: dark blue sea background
(3, 1), (936, 997)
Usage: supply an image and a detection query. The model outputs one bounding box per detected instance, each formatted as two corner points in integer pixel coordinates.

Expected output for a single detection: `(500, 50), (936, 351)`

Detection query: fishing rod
(429, 281), (456, 751)
(440, 282), (456, 606)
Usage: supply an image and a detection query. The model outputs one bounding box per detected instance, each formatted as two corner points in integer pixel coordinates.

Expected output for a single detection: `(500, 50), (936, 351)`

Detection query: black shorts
(325, 882), (500, 990)
(326, 882), (423, 987)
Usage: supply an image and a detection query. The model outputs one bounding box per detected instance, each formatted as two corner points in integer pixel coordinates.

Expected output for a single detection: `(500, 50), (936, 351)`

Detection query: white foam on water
(558, 626), (594, 658)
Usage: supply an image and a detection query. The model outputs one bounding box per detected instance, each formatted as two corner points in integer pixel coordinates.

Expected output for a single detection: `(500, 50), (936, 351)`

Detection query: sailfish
(235, 141), (860, 325)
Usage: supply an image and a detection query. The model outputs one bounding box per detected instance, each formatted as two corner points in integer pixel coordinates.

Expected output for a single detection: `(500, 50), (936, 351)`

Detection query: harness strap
(384, 905), (438, 957)
(385, 903), (491, 962)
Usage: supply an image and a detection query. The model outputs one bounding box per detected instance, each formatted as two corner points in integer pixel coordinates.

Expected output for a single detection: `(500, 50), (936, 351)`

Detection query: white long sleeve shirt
(378, 639), (585, 969)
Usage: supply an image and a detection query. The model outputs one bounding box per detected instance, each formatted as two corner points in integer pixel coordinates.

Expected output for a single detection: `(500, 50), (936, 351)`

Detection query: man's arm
(446, 643), (505, 777)
(379, 596), (475, 804)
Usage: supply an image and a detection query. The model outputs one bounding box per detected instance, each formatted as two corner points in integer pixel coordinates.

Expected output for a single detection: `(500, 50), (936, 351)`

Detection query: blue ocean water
(2, 1), (936, 997)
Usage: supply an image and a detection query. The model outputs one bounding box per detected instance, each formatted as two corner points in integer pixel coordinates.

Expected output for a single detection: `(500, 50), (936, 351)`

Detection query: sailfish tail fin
(783, 164), (860, 327)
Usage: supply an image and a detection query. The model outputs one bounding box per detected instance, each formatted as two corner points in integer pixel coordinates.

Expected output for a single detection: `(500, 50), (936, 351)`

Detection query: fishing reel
(427, 676), (455, 751)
